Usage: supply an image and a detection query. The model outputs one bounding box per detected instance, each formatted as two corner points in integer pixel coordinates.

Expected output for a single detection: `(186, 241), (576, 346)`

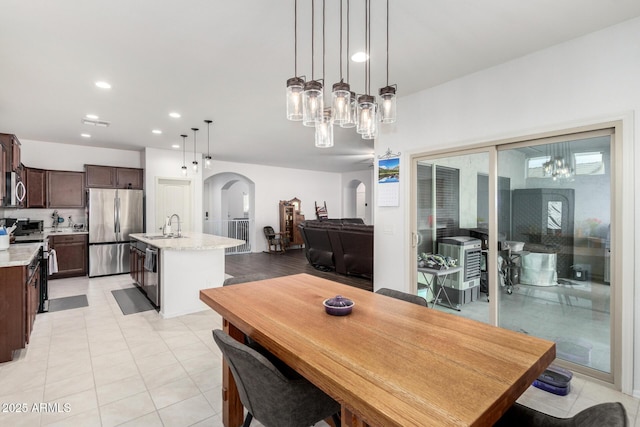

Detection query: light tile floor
(0, 274), (638, 426)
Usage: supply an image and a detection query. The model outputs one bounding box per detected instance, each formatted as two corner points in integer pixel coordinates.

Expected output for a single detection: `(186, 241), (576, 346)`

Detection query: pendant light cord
(346, 0), (350, 84)
(322, 0), (325, 86)
(294, 0), (298, 77)
(311, 0), (315, 81)
(386, 0), (389, 86)
(339, 0), (343, 82)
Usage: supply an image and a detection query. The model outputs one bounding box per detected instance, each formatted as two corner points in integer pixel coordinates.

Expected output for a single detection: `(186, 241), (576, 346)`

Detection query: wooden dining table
(200, 273), (555, 427)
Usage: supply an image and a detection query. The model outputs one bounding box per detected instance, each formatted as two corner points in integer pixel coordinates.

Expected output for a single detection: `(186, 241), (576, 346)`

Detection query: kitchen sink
(141, 234), (186, 240)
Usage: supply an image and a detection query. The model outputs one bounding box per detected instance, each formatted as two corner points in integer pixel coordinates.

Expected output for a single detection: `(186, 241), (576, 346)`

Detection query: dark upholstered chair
(494, 402), (627, 427)
(263, 226), (286, 253)
(213, 329), (341, 427)
(376, 288), (428, 307)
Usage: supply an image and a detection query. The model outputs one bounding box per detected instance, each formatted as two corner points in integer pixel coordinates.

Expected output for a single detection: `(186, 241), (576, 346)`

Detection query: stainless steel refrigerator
(88, 188), (143, 277)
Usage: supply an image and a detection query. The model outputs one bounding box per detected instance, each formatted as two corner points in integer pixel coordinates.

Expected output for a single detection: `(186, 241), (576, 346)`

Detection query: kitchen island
(129, 232), (244, 318)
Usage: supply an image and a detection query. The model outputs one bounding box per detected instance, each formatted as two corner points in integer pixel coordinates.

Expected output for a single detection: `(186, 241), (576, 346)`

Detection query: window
(527, 156), (550, 178)
(575, 152), (604, 175)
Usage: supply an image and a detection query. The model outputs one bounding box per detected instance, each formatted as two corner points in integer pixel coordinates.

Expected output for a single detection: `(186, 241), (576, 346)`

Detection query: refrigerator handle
(113, 196), (119, 240)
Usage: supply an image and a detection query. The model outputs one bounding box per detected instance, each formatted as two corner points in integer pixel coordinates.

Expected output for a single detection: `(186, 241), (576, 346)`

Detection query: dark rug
(48, 295), (89, 312)
(111, 287), (156, 315)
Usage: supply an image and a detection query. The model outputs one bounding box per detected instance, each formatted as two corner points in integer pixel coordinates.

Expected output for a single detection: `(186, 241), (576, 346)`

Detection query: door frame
(409, 118), (631, 392)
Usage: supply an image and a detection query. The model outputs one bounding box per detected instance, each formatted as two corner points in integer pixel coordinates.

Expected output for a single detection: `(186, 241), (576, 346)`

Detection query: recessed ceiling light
(85, 114), (99, 120)
(171, 144), (180, 149)
(351, 52), (369, 63)
(95, 81), (111, 89)
(169, 112), (181, 118)
(152, 129), (162, 134)
(81, 133), (91, 138)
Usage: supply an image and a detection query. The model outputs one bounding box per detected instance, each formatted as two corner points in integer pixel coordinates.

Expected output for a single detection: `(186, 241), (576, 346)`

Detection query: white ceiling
(1, 1), (639, 173)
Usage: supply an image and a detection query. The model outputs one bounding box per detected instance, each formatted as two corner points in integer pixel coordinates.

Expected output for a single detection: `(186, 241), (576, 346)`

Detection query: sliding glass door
(414, 151), (490, 324)
(412, 127), (617, 384)
(497, 131), (613, 376)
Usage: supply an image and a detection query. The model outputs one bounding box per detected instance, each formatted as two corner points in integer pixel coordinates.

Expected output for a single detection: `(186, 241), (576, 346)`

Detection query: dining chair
(376, 287), (428, 307)
(494, 401), (627, 426)
(213, 329), (341, 427)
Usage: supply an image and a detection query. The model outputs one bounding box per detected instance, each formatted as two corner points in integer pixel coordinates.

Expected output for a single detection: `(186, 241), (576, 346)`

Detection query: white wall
(203, 161), (342, 253)
(20, 139), (142, 171)
(375, 17), (640, 394)
(144, 147), (203, 234)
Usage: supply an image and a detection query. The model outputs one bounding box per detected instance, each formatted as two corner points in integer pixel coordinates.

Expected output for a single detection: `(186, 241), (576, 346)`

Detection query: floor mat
(111, 287), (156, 315)
(48, 295), (89, 312)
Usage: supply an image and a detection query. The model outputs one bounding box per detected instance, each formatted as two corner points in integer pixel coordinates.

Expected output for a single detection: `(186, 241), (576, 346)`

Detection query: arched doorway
(344, 179), (370, 223)
(204, 172), (255, 254)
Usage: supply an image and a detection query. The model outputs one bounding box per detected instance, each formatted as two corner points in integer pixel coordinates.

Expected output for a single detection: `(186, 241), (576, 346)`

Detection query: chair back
(213, 329), (289, 423)
(376, 288), (428, 307)
(264, 226), (276, 238)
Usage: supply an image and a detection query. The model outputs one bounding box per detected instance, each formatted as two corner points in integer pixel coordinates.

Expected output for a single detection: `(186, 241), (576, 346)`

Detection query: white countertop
(44, 227), (88, 236)
(0, 243), (40, 267)
(130, 232), (244, 251)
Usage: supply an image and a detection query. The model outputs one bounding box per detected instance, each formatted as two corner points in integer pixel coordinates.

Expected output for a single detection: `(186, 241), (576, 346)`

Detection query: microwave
(5, 171), (26, 207)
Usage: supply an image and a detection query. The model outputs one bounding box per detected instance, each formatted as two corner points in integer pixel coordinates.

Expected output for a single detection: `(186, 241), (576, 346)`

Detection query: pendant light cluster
(543, 142), (574, 181)
(178, 119), (214, 175)
(286, 0), (397, 148)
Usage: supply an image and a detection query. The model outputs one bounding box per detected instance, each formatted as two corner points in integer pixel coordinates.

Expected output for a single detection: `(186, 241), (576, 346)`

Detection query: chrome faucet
(169, 214), (182, 237)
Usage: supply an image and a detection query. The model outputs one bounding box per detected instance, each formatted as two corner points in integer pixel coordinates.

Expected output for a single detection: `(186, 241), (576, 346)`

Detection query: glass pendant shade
(286, 77), (305, 121)
(314, 108), (334, 148)
(356, 94), (376, 135)
(181, 166), (187, 176)
(340, 91), (357, 128)
(331, 81), (351, 125)
(302, 80), (323, 127)
(205, 155), (212, 169)
(379, 85), (397, 123)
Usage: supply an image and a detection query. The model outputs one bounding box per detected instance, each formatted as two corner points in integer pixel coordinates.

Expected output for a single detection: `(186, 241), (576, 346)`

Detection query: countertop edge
(0, 243), (41, 268)
(130, 233), (244, 251)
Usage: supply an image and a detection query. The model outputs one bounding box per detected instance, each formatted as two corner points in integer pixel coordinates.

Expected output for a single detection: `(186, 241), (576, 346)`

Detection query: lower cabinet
(0, 260), (40, 362)
(129, 243), (145, 287)
(49, 234), (88, 279)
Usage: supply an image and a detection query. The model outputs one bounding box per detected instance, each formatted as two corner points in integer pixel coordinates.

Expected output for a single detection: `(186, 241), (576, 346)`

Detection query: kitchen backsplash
(1, 208), (86, 229)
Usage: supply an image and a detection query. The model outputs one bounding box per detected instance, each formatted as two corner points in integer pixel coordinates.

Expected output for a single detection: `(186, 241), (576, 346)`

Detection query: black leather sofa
(298, 219), (373, 279)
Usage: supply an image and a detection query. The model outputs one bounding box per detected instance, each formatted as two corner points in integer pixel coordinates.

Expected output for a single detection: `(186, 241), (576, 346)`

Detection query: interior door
(156, 178), (192, 233)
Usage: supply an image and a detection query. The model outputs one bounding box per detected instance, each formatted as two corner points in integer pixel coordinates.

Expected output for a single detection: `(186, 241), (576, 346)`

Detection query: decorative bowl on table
(323, 295), (354, 316)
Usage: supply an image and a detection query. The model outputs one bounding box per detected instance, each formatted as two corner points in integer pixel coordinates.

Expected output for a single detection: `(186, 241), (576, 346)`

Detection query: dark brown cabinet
(279, 197), (305, 248)
(0, 259), (40, 362)
(85, 164), (143, 189)
(0, 133), (22, 207)
(0, 133), (21, 173)
(129, 243), (145, 288)
(24, 167), (47, 208)
(49, 234), (88, 279)
(47, 171), (85, 208)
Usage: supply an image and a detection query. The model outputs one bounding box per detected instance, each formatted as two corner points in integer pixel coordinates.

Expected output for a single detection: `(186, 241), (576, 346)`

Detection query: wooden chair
(213, 329), (341, 427)
(376, 288), (428, 307)
(263, 226), (286, 253)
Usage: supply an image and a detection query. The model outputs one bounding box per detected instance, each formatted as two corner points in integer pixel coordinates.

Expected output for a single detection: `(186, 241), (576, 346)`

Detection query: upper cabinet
(85, 165), (143, 189)
(24, 167), (47, 208)
(0, 133), (21, 173)
(47, 171), (85, 208)
(0, 133), (23, 207)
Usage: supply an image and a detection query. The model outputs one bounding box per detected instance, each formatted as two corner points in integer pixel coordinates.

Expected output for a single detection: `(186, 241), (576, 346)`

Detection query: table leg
(222, 319), (245, 427)
(432, 274), (461, 311)
(341, 406), (370, 427)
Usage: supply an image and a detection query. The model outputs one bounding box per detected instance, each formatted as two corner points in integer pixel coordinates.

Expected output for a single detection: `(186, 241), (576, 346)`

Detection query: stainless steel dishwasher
(142, 245), (160, 306)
